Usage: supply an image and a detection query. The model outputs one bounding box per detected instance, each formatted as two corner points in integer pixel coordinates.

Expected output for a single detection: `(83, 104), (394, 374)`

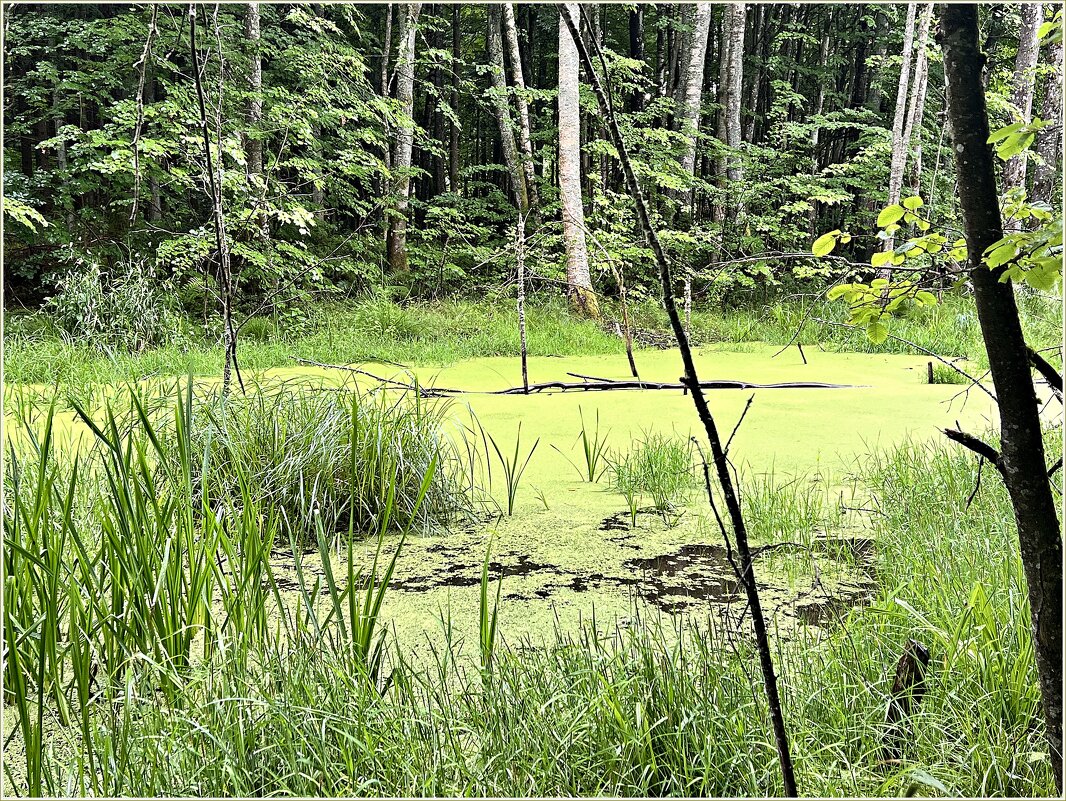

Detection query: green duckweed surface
(4, 344), (1006, 656)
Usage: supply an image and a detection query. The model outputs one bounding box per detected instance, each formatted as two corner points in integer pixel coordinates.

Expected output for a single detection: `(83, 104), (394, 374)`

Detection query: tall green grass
(190, 381), (473, 540)
(7, 292), (1059, 389)
(2, 384), (1054, 796)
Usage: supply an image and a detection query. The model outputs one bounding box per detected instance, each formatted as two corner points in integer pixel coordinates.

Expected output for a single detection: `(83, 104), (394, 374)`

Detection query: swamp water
(5, 344), (1000, 656)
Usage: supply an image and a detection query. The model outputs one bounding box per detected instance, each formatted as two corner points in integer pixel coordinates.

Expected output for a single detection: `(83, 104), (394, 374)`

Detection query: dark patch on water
(599, 511), (632, 532)
(622, 544), (743, 609)
(391, 553), (563, 592)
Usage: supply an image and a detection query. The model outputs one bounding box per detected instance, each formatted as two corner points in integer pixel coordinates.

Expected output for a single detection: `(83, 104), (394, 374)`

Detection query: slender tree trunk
(628, 5), (645, 112)
(904, 5), (934, 194)
(714, 3), (745, 220)
(1003, 2), (1042, 192)
(558, 2), (596, 318)
(558, 8), (797, 794)
(145, 71), (162, 222)
(486, 4), (528, 213)
(245, 2), (268, 239)
(886, 3), (918, 215)
(190, 4), (239, 396)
(941, 7), (1062, 791)
(502, 2), (538, 208)
(724, 2), (745, 185)
(678, 2), (713, 225)
(449, 4), (460, 192)
(809, 21), (831, 234)
(386, 2), (421, 274)
(1032, 32), (1063, 206)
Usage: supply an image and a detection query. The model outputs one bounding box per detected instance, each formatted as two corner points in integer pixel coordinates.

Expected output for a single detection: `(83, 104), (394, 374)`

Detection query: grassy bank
(2, 379), (1053, 796)
(5, 291), (1061, 388)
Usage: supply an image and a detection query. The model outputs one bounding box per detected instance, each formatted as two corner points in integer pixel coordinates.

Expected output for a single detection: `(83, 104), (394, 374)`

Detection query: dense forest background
(3, 3), (1062, 333)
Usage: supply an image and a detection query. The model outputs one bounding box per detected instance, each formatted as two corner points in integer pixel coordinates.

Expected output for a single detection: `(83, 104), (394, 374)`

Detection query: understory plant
(189, 381), (473, 540)
(609, 432), (696, 526)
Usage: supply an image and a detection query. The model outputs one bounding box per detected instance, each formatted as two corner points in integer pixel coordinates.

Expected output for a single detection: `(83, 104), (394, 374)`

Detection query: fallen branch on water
(292, 358), (861, 396)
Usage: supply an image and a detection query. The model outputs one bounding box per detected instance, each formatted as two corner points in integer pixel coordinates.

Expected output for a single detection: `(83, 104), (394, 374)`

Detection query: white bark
(886, 4), (918, 212)
(487, 4), (528, 214)
(901, 4), (933, 195)
(503, 3), (538, 207)
(1003, 3), (1043, 191)
(387, 2), (421, 273)
(558, 4), (596, 317)
(678, 3), (713, 179)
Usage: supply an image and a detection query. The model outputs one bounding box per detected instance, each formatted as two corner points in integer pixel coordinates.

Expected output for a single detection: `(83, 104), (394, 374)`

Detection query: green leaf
(876, 204), (906, 227)
(987, 121), (1025, 144)
(826, 284), (852, 301)
(984, 241), (1018, 268)
(812, 231), (838, 257)
(902, 195), (924, 210)
(915, 290), (938, 306)
(866, 320), (888, 345)
(997, 131), (1036, 160)
(871, 251), (893, 268)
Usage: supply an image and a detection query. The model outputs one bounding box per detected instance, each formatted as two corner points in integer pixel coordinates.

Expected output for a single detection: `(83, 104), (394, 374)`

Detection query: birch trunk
(881, 2), (918, 266)
(678, 2), (713, 225)
(904, 5), (934, 193)
(558, 3), (596, 317)
(386, 2), (421, 274)
(486, 4), (528, 214)
(502, 3), (538, 208)
(1003, 3), (1043, 191)
(901, 4), (933, 194)
(1032, 32), (1063, 206)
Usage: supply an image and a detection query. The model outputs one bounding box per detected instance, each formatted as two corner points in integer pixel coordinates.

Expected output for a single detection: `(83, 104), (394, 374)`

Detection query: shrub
(190, 382), (476, 540)
(241, 316), (277, 343)
(43, 259), (180, 352)
(609, 431), (696, 525)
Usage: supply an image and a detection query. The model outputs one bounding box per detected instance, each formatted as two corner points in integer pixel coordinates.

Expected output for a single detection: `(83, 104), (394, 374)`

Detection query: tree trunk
(1032, 31), (1063, 206)
(245, 3), (268, 239)
(809, 21), (831, 234)
(714, 2), (745, 220)
(1003, 3), (1043, 192)
(502, 2), (538, 208)
(486, 4), (528, 214)
(886, 3), (918, 215)
(449, 4), (460, 192)
(941, 7), (1063, 791)
(677, 2), (713, 224)
(903, 5), (934, 194)
(386, 2), (421, 274)
(190, 4), (239, 397)
(628, 5), (645, 112)
(558, 2), (596, 318)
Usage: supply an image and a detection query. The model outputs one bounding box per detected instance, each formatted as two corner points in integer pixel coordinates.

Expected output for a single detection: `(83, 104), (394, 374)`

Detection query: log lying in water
(477, 378), (860, 395)
(292, 357), (862, 396)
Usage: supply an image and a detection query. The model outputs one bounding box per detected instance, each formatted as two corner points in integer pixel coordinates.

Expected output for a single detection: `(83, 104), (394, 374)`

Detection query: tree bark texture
(387, 2), (421, 273)
(502, 2), (538, 209)
(1003, 2), (1043, 192)
(941, 6), (1063, 790)
(558, 2), (596, 318)
(486, 4), (529, 214)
